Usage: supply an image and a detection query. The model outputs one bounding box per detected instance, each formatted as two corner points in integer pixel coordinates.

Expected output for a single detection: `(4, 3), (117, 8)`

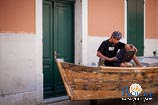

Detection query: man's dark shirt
(113, 49), (135, 67)
(116, 49), (135, 62)
(97, 39), (125, 66)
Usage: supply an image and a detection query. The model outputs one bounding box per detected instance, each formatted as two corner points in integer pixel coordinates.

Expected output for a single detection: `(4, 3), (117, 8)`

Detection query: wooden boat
(56, 59), (158, 101)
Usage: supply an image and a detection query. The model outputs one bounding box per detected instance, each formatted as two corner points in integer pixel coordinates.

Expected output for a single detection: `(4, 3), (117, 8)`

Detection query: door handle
(54, 51), (63, 60)
(54, 51), (61, 59)
(54, 51), (57, 59)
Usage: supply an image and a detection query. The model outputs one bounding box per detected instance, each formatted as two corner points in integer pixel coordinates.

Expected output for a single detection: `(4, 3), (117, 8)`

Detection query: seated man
(109, 44), (142, 67)
(97, 31), (125, 66)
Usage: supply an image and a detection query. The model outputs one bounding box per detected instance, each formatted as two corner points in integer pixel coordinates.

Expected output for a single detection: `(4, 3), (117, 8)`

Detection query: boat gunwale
(59, 61), (158, 73)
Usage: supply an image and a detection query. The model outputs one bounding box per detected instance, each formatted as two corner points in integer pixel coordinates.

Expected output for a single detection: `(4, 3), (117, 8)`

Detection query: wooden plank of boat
(56, 59), (158, 100)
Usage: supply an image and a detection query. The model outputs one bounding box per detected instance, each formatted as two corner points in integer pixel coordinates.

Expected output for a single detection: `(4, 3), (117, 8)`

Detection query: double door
(43, 0), (74, 98)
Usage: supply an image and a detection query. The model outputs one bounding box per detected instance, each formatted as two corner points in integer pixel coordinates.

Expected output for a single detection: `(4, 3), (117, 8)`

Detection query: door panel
(127, 0), (137, 44)
(127, 0), (144, 56)
(54, 2), (74, 95)
(54, 3), (74, 62)
(43, 1), (54, 98)
(136, 0), (144, 56)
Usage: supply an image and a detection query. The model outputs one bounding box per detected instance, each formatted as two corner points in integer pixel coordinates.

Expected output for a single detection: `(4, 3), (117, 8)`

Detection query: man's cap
(111, 31), (122, 40)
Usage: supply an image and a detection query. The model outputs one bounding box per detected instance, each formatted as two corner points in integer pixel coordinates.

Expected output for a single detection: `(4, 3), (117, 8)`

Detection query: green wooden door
(127, 0), (144, 56)
(43, 0), (74, 98)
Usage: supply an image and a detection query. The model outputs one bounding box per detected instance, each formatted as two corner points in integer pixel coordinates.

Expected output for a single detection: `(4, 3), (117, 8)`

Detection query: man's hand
(97, 51), (109, 61)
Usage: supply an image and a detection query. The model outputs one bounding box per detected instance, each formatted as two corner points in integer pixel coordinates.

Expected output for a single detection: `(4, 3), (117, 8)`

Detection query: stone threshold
(44, 96), (69, 104)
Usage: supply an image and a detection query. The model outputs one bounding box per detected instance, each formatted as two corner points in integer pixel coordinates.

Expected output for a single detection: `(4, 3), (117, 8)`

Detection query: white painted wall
(0, 34), (43, 105)
(144, 39), (158, 56)
(0, 0), (43, 105)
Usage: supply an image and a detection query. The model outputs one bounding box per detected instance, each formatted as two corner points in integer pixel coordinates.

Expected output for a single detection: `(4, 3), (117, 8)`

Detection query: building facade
(0, 0), (158, 105)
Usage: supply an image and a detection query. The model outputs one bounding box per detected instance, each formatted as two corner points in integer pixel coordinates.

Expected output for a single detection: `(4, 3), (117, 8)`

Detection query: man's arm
(109, 57), (118, 61)
(97, 51), (118, 61)
(133, 55), (142, 67)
